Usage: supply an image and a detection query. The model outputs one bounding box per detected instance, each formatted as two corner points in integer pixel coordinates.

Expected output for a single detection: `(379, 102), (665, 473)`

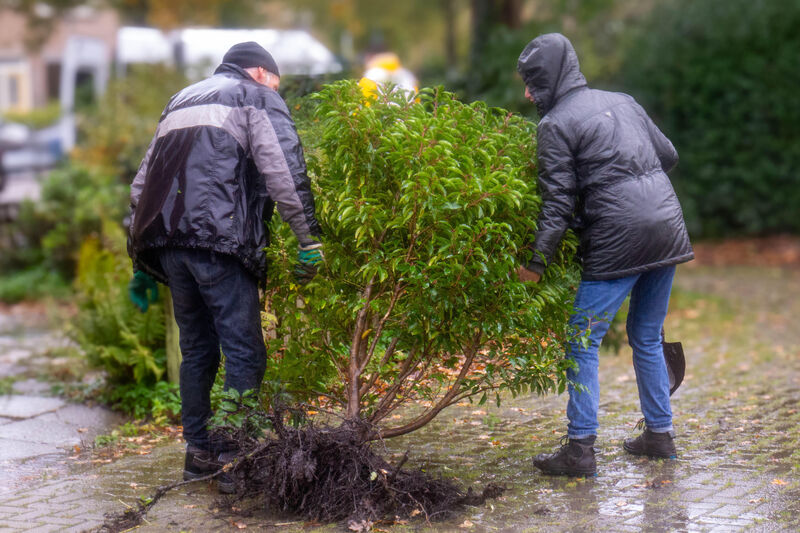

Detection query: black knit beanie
(222, 41), (280, 77)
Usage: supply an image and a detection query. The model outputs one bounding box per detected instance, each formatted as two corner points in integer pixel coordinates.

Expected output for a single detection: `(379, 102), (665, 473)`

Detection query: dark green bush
(75, 64), (187, 180)
(619, 0), (800, 237)
(99, 381), (181, 423)
(69, 221), (167, 385)
(0, 265), (69, 303)
(0, 164), (127, 283)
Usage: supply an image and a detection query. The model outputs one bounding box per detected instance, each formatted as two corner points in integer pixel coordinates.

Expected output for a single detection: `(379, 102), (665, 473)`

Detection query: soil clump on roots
(228, 421), (503, 524)
(98, 414), (502, 531)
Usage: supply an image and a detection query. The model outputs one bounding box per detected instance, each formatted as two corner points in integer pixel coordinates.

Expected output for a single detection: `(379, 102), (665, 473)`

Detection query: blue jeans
(566, 265), (676, 439)
(158, 248), (267, 450)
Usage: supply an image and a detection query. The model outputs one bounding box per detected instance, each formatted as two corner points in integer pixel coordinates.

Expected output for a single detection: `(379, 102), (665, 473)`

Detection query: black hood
(517, 33), (587, 116)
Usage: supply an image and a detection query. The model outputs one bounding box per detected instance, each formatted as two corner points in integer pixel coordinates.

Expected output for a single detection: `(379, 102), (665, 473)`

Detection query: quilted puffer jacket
(517, 33), (693, 280)
(129, 63), (321, 283)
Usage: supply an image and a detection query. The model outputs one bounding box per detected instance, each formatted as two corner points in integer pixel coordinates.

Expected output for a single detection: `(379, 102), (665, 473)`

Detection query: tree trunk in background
(500, 0), (522, 28)
(468, 0), (522, 93)
(443, 0), (457, 72)
(164, 289), (182, 384)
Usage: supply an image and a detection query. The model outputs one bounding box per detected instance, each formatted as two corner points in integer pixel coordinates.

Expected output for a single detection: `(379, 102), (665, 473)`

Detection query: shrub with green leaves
(265, 81), (579, 440)
(75, 64), (187, 180)
(69, 220), (166, 386)
(99, 381), (181, 423)
(0, 164), (127, 281)
(619, 0), (800, 237)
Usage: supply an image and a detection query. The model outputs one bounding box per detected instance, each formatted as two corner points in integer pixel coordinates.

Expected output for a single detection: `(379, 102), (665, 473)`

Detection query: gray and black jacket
(517, 33), (693, 280)
(129, 63), (321, 283)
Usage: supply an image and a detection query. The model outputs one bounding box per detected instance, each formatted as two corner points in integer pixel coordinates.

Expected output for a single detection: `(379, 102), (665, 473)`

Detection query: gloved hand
(294, 242), (323, 285)
(128, 270), (159, 312)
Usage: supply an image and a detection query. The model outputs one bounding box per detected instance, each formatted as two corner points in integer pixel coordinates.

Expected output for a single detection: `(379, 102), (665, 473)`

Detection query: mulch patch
(689, 235), (800, 268)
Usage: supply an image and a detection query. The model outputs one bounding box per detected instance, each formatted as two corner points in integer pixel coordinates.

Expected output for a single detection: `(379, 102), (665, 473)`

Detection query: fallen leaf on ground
(772, 479), (788, 486)
(348, 519), (373, 531)
(459, 520), (474, 528)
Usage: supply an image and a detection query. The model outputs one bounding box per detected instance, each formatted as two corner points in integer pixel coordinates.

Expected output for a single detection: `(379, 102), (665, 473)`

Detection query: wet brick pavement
(1, 266), (799, 532)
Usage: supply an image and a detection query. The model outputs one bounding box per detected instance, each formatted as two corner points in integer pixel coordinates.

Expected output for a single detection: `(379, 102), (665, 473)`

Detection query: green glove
(294, 242), (323, 285)
(128, 270), (159, 312)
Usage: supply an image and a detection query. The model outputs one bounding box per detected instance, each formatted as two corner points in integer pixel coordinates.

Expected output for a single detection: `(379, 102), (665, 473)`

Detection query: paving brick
(697, 516), (758, 528)
(62, 523), (101, 533)
(0, 417), (83, 446)
(8, 509), (52, 522)
(0, 396), (64, 419)
(25, 524), (66, 533)
(0, 438), (60, 462)
(1, 494), (46, 507)
(38, 515), (85, 527)
(0, 519), (42, 530)
(685, 503), (723, 520)
(709, 504), (755, 519)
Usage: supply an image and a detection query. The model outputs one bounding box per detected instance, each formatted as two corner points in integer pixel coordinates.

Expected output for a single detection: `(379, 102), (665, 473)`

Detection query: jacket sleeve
(526, 120), (578, 274)
(636, 104), (678, 173)
(246, 93), (321, 245)
(126, 129), (159, 267)
(129, 131), (158, 227)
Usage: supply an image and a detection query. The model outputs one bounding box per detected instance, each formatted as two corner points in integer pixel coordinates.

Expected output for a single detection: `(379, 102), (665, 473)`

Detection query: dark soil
(97, 415), (503, 532)
(228, 420), (503, 524)
(690, 235), (800, 267)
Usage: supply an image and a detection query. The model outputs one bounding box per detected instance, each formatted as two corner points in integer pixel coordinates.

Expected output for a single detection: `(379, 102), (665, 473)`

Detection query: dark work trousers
(158, 248), (267, 451)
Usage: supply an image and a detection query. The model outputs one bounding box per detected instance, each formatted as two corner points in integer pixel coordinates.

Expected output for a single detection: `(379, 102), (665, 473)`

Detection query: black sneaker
(533, 435), (597, 477)
(183, 444), (237, 494)
(623, 428), (677, 459)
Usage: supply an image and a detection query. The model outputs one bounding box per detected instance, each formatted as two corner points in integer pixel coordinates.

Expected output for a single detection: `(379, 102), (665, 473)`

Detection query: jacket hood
(517, 33), (587, 116)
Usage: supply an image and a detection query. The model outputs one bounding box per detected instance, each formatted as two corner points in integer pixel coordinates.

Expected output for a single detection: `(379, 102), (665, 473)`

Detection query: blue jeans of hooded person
(158, 248), (267, 451)
(566, 265), (676, 439)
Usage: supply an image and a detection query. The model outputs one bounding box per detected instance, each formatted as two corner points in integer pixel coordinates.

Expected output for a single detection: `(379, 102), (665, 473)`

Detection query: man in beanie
(515, 33), (693, 476)
(127, 41), (322, 492)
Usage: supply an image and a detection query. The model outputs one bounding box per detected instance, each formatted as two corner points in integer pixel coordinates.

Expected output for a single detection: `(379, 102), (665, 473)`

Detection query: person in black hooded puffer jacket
(516, 33), (693, 477)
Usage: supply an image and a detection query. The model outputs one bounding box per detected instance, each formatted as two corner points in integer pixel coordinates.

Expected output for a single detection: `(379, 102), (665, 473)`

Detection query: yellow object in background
(358, 52), (418, 100)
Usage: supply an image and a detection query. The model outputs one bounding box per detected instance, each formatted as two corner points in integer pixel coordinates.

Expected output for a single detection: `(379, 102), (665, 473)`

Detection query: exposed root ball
(229, 425), (502, 523)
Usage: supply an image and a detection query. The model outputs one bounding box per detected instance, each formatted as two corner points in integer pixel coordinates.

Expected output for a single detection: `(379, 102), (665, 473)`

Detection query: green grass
(0, 376), (16, 395)
(0, 266), (70, 304)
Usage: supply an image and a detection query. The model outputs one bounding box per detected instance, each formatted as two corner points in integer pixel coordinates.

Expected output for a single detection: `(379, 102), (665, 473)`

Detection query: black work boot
(533, 435), (597, 477)
(623, 428), (677, 459)
(183, 444), (237, 494)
